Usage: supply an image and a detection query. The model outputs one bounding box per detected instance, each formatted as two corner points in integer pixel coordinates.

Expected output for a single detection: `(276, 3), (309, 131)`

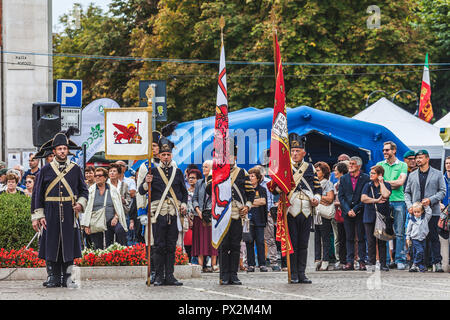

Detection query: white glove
(139, 215), (148, 226)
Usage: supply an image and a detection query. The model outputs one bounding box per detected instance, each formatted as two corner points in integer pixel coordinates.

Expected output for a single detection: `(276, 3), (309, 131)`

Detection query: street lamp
(365, 90), (387, 108)
(391, 90), (419, 115)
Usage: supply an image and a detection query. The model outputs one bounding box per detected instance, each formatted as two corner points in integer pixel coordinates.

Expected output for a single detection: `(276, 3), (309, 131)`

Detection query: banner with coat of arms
(104, 108), (152, 160)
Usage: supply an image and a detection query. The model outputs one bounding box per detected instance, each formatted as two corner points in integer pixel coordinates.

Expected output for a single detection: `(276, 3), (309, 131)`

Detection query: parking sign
(56, 79), (83, 108)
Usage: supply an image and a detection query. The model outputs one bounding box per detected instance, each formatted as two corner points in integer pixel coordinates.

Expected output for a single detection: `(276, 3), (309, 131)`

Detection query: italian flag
(418, 53), (433, 122)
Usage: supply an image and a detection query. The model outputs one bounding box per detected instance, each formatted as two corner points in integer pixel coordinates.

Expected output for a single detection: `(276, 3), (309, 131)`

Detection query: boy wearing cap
(404, 149), (446, 272)
(377, 141), (408, 270)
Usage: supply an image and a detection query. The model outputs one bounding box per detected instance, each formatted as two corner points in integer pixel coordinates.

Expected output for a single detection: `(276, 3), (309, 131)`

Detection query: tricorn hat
(289, 132), (306, 149)
(158, 136), (175, 153)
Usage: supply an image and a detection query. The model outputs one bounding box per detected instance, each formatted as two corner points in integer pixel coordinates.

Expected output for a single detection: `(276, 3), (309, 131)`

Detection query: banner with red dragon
(104, 108), (151, 160)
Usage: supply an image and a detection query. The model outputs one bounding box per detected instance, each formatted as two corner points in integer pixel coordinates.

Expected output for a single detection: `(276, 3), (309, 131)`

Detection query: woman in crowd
(84, 165), (96, 188)
(0, 173), (25, 195)
(81, 167), (128, 249)
(246, 167), (268, 272)
(192, 160), (218, 272)
(185, 168), (201, 262)
(361, 165), (392, 271)
(333, 162), (349, 270)
(314, 161), (335, 271)
(24, 175), (36, 197)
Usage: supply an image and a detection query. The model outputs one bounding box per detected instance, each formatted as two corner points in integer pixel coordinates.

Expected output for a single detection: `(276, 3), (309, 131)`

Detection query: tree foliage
(53, 0), (447, 124)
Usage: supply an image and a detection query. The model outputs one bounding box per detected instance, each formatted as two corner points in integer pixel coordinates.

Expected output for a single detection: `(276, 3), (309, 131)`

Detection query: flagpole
(271, 8), (278, 80)
(271, 8), (292, 284)
(145, 85), (155, 287)
(218, 15), (225, 286)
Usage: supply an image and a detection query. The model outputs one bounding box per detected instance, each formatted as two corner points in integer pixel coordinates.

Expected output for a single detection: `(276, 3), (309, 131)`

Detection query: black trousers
(219, 218), (242, 281)
(337, 222), (347, 264)
(343, 214), (366, 264)
(364, 223), (387, 266)
(245, 225), (266, 267)
(287, 212), (312, 278)
(105, 220), (127, 247)
(314, 218), (332, 261)
(153, 214), (178, 279)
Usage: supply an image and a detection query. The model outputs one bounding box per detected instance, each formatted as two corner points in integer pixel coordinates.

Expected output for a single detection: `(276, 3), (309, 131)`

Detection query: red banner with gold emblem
(418, 53), (433, 122)
(268, 34), (294, 256)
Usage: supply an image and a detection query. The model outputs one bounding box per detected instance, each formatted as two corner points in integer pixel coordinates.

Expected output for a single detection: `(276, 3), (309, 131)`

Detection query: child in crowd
(406, 202), (432, 272)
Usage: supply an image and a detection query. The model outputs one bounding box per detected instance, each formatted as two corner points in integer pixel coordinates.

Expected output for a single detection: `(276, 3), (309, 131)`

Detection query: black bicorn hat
(158, 136), (175, 153)
(33, 142), (54, 159)
(289, 132), (306, 149)
(36, 127), (81, 157)
(152, 131), (161, 144)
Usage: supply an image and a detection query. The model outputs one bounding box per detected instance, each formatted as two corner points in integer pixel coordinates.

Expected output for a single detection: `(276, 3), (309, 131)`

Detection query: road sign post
(139, 80), (167, 124)
(56, 79), (83, 135)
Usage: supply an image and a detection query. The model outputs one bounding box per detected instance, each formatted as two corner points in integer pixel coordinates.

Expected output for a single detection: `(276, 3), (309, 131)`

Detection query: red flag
(268, 34), (294, 256)
(418, 53), (433, 122)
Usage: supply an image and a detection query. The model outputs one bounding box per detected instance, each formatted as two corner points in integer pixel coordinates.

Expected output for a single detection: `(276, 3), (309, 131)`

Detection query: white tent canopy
(433, 112), (450, 129)
(353, 97), (444, 159)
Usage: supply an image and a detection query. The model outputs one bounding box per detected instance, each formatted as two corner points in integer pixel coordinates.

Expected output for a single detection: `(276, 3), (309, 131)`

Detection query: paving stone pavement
(1, 269), (449, 300)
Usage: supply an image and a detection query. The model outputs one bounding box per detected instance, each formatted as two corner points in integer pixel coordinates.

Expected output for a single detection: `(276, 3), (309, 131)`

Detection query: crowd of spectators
(1, 140), (449, 274)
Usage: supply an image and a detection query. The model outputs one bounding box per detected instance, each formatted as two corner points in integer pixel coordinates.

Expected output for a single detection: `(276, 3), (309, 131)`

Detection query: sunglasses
(94, 174), (106, 178)
(382, 149), (391, 152)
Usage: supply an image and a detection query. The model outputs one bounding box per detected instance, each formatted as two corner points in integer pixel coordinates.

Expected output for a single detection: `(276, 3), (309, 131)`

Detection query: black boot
(164, 250), (182, 286)
(153, 252), (165, 286)
(229, 249), (241, 285)
(43, 264), (51, 287)
(298, 248), (312, 284)
(62, 261), (78, 288)
(219, 248), (230, 285)
(289, 252), (299, 284)
(45, 261), (62, 288)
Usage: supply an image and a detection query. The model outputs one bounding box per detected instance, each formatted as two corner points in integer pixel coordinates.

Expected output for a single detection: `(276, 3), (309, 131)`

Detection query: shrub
(0, 193), (36, 250)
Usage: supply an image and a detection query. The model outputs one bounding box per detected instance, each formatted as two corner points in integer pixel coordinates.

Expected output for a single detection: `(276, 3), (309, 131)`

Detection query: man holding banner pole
(139, 137), (188, 286)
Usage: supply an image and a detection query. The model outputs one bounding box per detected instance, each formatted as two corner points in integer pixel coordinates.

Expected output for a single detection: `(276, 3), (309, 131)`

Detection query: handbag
(89, 189), (109, 234)
(242, 219), (253, 243)
(201, 181), (212, 225)
(372, 186), (395, 241)
(437, 204), (449, 239)
(317, 202), (335, 220)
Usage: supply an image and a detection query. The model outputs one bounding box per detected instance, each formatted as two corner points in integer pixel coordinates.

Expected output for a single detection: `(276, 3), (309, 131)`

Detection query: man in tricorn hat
(271, 133), (322, 284)
(138, 136), (188, 286)
(31, 132), (89, 288)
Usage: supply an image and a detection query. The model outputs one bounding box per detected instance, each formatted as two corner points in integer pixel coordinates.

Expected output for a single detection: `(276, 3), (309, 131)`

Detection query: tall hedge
(0, 193), (36, 250)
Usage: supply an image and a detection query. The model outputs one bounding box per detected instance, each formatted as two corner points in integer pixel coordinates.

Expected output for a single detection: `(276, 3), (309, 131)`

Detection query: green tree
(124, 0), (433, 122)
(54, 0), (443, 123)
(413, 0), (449, 120)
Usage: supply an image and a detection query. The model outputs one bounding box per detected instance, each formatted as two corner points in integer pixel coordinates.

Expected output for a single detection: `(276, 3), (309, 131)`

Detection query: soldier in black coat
(31, 132), (89, 288)
(206, 142), (255, 285)
(272, 133), (322, 284)
(138, 136), (188, 286)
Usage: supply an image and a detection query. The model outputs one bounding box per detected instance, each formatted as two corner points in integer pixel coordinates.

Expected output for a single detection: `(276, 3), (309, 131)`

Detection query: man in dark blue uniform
(31, 132), (89, 288)
(139, 136), (188, 286)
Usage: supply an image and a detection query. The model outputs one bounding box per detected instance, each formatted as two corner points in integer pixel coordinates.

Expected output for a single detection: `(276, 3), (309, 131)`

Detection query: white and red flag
(211, 41), (232, 249)
(418, 53), (433, 122)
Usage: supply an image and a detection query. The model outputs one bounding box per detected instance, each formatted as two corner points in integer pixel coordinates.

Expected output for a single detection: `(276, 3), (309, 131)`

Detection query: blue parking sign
(56, 79), (82, 108)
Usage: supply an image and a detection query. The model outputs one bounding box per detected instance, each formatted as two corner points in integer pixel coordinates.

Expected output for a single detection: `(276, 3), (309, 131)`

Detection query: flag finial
(220, 16), (225, 43)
